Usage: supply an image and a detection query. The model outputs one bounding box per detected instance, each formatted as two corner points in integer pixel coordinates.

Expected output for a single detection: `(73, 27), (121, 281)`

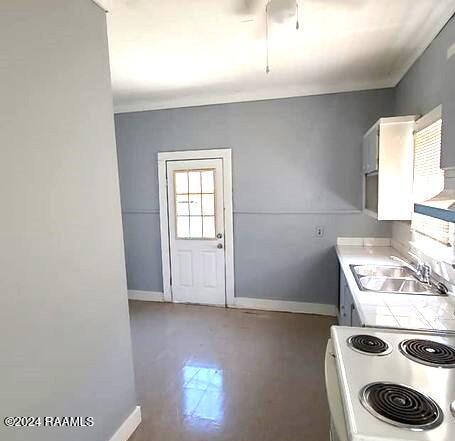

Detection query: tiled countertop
(336, 245), (455, 333)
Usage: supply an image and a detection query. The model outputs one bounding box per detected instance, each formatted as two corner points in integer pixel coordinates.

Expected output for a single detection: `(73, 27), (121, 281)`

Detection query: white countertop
(336, 245), (455, 333)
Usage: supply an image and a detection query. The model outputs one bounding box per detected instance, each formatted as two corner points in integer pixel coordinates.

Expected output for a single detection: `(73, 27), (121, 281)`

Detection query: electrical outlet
(315, 226), (324, 237)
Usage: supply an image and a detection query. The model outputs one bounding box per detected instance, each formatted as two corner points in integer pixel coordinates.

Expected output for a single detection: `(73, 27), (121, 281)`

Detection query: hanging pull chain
(296, 2), (300, 30)
(265, 2), (270, 74)
(265, 1), (301, 74)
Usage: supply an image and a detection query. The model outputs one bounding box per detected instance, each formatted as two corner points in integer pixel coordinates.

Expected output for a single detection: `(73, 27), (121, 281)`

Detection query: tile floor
(128, 301), (336, 441)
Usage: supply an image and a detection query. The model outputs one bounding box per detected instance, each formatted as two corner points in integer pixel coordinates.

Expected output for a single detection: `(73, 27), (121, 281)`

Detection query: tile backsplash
(392, 220), (455, 288)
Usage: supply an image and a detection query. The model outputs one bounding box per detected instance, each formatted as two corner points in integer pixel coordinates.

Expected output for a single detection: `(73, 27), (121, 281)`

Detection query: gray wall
(115, 89), (393, 305)
(0, 1), (137, 440)
(395, 16), (455, 116)
(392, 16), (455, 256)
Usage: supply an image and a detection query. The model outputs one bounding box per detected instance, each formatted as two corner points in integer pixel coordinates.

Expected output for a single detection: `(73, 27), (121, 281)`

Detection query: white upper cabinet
(363, 125), (379, 174)
(442, 42), (455, 170)
(362, 116), (417, 221)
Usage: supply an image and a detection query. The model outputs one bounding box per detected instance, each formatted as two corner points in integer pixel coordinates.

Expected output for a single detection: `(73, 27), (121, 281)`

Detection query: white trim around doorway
(158, 149), (235, 306)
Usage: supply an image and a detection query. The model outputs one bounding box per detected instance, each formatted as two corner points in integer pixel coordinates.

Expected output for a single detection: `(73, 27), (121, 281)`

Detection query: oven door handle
(325, 339), (349, 441)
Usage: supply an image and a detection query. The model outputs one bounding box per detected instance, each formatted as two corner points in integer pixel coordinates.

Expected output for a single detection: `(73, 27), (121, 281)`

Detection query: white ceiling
(106, 0), (455, 113)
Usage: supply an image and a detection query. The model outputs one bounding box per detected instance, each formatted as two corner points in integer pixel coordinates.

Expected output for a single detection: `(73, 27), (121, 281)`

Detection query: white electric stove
(326, 326), (455, 441)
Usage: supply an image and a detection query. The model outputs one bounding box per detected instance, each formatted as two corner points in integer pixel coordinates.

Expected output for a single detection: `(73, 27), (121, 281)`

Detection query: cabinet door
(338, 271), (351, 326)
(344, 284), (353, 326)
(442, 44), (455, 169)
(363, 126), (379, 174)
(351, 303), (362, 327)
(368, 128), (379, 173)
(338, 272), (346, 325)
(372, 128), (379, 172)
(362, 136), (369, 173)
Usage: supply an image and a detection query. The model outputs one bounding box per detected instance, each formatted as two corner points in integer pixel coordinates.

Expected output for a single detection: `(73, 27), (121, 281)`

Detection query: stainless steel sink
(353, 265), (414, 278)
(350, 264), (443, 296)
(358, 276), (439, 294)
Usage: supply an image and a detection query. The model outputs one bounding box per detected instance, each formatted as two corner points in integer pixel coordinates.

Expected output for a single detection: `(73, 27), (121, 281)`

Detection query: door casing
(158, 149), (234, 306)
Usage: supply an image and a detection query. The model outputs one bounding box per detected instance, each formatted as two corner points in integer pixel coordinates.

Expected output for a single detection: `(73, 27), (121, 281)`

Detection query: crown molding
(113, 80), (393, 114)
(90, 0), (110, 12)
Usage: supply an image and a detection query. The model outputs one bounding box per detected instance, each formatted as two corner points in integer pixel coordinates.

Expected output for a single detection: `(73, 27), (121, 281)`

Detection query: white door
(167, 159), (226, 306)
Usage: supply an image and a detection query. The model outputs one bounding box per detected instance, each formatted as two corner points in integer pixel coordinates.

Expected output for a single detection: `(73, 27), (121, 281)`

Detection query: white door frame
(158, 149), (235, 306)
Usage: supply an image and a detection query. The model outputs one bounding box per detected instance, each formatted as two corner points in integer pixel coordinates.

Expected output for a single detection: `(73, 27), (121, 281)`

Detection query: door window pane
(202, 194), (215, 215)
(188, 171), (201, 193)
(177, 216), (190, 238)
(175, 171), (189, 194)
(189, 194), (202, 216)
(190, 216), (202, 237)
(203, 216), (215, 238)
(174, 168), (217, 239)
(201, 170), (214, 193)
(176, 194), (190, 216)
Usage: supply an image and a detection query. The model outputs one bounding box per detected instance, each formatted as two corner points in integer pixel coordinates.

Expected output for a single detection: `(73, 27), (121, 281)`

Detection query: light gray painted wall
(393, 16), (455, 251)
(115, 89), (393, 304)
(395, 16), (455, 116)
(0, 1), (137, 440)
(441, 20), (455, 169)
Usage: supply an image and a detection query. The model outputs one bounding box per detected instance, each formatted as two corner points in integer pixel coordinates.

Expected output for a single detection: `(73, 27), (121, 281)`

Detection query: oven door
(325, 339), (349, 441)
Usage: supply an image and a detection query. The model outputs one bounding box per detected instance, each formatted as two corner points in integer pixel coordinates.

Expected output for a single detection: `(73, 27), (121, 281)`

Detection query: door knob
(217, 243), (223, 249)
(216, 233), (223, 239)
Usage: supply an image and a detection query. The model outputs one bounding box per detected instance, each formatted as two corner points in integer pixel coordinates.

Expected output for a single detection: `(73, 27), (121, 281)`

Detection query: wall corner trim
(128, 290), (165, 302)
(90, 0), (110, 12)
(109, 406), (141, 441)
(231, 297), (337, 317)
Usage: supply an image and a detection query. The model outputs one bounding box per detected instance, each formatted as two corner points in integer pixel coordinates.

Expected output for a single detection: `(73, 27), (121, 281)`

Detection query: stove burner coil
(360, 382), (443, 430)
(399, 339), (455, 368)
(347, 335), (392, 355)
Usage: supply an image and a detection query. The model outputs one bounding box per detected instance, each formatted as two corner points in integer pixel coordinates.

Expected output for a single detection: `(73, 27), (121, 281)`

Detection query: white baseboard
(109, 406), (141, 441)
(128, 290), (164, 302)
(128, 291), (336, 316)
(231, 297), (337, 317)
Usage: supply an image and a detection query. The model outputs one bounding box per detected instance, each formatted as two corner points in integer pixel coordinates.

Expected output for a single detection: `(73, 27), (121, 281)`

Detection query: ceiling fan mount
(234, 1), (301, 74)
(235, 0), (299, 23)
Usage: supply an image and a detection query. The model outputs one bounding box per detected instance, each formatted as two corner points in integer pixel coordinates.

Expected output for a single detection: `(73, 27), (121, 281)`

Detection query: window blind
(411, 119), (452, 246)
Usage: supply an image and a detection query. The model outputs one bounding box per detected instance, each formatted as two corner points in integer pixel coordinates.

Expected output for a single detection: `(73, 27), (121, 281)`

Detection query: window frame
(173, 168), (217, 240)
(411, 105), (454, 251)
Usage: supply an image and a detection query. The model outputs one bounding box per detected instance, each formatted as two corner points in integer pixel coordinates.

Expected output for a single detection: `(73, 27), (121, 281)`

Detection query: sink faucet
(391, 254), (432, 284)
